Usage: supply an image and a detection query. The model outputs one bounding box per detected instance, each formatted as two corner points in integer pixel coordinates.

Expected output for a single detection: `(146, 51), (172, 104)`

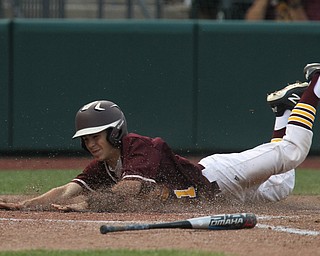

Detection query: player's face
(83, 130), (117, 162)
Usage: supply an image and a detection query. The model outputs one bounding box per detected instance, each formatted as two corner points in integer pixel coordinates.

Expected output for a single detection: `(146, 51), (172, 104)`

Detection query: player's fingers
(0, 202), (21, 210)
(51, 204), (67, 211)
(51, 204), (74, 212)
(0, 202), (9, 209)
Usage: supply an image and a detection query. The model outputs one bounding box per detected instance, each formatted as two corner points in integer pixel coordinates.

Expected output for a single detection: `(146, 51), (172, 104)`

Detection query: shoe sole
(267, 82), (308, 104)
(304, 63), (320, 80)
(304, 63), (320, 72)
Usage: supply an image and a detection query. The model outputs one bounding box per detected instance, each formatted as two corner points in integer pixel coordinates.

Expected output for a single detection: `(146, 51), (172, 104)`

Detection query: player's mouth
(90, 148), (102, 158)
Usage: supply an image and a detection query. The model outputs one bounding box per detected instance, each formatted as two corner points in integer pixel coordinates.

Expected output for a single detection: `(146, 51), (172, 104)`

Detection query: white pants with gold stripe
(199, 125), (312, 202)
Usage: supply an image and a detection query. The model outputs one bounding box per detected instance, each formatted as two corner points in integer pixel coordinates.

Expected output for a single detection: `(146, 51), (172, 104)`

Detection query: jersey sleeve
(71, 160), (115, 191)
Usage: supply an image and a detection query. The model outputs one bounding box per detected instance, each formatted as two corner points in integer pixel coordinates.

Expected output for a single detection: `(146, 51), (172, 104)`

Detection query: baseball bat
(100, 213), (256, 234)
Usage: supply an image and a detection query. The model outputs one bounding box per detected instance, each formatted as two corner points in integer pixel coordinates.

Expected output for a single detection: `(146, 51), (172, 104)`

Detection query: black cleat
(267, 81), (308, 117)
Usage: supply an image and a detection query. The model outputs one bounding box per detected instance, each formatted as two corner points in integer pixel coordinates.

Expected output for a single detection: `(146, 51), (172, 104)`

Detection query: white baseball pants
(199, 125), (312, 202)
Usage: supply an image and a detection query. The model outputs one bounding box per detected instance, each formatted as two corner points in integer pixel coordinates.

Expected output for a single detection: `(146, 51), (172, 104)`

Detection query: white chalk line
(0, 215), (318, 236)
(0, 215), (291, 224)
(257, 215), (297, 220)
(256, 223), (319, 236)
(256, 215), (320, 236)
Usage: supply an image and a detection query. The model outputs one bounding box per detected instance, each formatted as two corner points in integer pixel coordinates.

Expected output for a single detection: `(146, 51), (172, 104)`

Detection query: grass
(0, 169), (80, 195)
(0, 169), (319, 196)
(293, 169), (320, 195)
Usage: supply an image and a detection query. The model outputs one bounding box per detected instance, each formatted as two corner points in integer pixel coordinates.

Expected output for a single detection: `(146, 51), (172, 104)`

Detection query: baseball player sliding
(1, 63), (320, 212)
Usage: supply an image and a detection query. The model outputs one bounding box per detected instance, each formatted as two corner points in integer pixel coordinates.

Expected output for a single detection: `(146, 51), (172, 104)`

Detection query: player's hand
(51, 202), (88, 212)
(0, 202), (23, 210)
(51, 204), (73, 212)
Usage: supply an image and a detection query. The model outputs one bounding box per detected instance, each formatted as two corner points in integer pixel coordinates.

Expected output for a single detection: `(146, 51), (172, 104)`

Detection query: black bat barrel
(100, 220), (192, 234)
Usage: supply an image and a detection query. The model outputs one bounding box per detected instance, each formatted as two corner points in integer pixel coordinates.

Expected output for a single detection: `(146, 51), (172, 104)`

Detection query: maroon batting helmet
(73, 100), (128, 147)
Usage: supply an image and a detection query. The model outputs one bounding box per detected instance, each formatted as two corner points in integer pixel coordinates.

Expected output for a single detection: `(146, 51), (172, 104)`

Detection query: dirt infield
(0, 157), (319, 255)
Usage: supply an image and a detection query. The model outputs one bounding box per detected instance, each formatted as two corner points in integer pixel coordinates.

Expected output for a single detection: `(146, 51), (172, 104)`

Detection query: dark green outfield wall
(10, 19), (195, 152)
(1, 19), (320, 154)
(196, 21), (320, 152)
(0, 20), (10, 150)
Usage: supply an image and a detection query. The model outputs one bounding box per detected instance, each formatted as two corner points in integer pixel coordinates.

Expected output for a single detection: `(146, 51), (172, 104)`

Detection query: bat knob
(100, 225), (109, 234)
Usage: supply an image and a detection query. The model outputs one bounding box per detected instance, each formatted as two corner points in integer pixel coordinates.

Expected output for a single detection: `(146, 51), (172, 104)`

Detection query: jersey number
(174, 186), (196, 198)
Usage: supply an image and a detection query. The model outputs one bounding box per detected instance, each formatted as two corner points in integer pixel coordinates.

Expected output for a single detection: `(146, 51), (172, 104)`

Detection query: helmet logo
(80, 101), (106, 112)
(94, 102), (105, 111)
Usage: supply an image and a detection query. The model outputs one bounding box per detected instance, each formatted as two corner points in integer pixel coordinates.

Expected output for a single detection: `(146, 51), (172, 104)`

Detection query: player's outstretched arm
(51, 201), (89, 212)
(84, 180), (144, 212)
(0, 202), (22, 210)
(0, 182), (83, 211)
(111, 179), (143, 196)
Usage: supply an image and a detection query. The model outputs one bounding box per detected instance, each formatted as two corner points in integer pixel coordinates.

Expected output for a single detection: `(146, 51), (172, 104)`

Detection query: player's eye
(93, 135), (99, 139)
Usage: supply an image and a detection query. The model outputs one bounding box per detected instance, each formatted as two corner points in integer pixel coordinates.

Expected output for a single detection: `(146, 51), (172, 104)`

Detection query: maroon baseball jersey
(72, 133), (216, 199)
